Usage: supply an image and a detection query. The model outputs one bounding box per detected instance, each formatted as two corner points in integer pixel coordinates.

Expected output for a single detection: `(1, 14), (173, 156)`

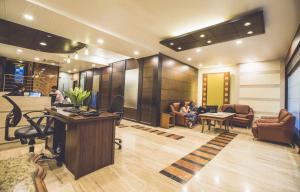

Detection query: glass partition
(124, 69), (139, 108)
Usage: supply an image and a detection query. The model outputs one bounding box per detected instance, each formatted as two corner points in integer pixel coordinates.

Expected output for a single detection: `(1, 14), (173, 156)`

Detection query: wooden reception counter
(45, 107), (118, 179)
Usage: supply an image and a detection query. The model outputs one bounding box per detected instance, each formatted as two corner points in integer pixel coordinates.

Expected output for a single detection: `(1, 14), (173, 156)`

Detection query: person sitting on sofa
(179, 101), (197, 128)
(188, 101), (206, 115)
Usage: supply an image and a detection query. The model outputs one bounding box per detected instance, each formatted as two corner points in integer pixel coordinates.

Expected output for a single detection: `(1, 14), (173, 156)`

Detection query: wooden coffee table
(199, 112), (235, 133)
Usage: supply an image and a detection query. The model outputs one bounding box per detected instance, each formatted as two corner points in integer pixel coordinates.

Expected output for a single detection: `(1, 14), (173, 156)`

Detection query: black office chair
(107, 95), (124, 149)
(3, 95), (55, 154)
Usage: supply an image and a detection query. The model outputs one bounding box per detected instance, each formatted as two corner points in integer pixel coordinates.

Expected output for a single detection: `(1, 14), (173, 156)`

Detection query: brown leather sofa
(170, 101), (190, 126)
(220, 104), (254, 128)
(252, 109), (295, 144)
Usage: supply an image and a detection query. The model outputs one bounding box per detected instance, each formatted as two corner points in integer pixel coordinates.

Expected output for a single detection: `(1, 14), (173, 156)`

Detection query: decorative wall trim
(202, 74), (208, 107)
(223, 72), (230, 104)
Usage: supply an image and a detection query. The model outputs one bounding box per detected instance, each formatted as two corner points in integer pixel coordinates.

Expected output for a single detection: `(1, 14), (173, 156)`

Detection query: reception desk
(0, 92), (51, 145)
(46, 107), (118, 179)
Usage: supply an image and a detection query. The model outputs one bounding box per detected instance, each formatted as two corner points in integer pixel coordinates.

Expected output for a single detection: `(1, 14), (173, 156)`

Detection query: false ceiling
(0, 0), (299, 68)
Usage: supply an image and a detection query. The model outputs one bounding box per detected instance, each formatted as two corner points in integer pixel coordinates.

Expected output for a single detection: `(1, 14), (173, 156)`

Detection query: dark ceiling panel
(160, 9), (265, 52)
(0, 18), (86, 53)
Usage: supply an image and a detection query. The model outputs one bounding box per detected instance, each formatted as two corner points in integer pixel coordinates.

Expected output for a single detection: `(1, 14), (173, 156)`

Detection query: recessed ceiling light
(247, 31), (253, 35)
(34, 57), (40, 61)
(51, 63), (56, 66)
(18, 60), (23, 63)
(244, 22), (251, 27)
(169, 42), (174, 46)
(187, 57), (192, 61)
(235, 40), (243, 44)
(177, 47), (182, 50)
(134, 51), (139, 55)
(92, 64), (96, 67)
(23, 14), (33, 21)
(40, 42), (47, 46)
(47, 35), (52, 38)
(207, 40), (212, 44)
(97, 38), (104, 44)
(74, 52), (79, 60)
(198, 64), (203, 67)
(73, 68), (77, 72)
(16, 49), (23, 53)
(196, 48), (202, 52)
(200, 34), (205, 38)
(67, 70), (72, 73)
(66, 57), (71, 63)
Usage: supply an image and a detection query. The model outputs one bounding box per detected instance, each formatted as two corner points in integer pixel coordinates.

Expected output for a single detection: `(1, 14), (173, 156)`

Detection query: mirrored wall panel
(124, 69), (139, 108)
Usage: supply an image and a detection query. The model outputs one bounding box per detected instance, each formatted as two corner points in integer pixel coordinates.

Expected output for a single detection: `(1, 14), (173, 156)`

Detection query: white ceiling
(0, 0), (299, 70)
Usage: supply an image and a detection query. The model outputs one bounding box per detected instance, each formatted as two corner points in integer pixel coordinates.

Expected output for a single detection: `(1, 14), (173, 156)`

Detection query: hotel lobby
(0, 0), (300, 192)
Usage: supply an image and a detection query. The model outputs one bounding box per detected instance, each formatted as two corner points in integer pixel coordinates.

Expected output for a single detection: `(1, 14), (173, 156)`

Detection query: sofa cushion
(221, 104), (234, 111)
(172, 103), (180, 112)
(235, 104), (250, 114)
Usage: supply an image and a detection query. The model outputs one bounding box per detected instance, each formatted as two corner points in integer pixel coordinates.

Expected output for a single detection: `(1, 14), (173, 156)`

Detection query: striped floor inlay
(160, 132), (238, 184)
(117, 124), (129, 128)
(131, 125), (184, 140)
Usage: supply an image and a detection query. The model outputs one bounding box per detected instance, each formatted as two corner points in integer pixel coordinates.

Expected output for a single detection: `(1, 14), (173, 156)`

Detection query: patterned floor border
(159, 132), (238, 184)
(127, 124), (185, 140)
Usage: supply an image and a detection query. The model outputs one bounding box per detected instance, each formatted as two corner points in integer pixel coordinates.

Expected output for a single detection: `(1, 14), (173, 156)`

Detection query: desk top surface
(45, 107), (119, 123)
(199, 112), (235, 119)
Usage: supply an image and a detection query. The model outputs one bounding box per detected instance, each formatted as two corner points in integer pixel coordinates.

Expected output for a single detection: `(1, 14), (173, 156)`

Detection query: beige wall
(198, 59), (285, 118)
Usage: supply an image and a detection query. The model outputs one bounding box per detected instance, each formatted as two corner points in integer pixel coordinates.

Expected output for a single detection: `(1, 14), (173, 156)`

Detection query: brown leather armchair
(170, 101), (190, 126)
(220, 104), (254, 128)
(252, 110), (295, 144)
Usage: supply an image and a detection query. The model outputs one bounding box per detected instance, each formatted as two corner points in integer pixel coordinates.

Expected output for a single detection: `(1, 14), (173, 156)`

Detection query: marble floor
(1, 120), (300, 192)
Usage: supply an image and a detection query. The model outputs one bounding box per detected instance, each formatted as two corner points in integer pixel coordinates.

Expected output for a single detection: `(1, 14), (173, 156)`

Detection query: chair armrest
(26, 115), (56, 136)
(23, 110), (48, 120)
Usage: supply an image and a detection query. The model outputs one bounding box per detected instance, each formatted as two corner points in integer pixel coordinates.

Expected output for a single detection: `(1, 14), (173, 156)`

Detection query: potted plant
(64, 87), (90, 110)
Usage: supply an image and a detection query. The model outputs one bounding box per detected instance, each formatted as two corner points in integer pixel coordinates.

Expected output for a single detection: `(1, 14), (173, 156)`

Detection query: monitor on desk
(29, 91), (41, 97)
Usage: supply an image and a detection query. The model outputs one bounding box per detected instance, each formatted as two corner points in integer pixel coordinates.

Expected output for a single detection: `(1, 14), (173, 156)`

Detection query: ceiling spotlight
(74, 52), (79, 60)
(23, 14), (33, 21)
(247, 31), (253, 35)
(51, 63), (56, 66)
(207, 40), (212, 44)
(18, 60), (23, 63)
(97, 38), (104, 44)
(200, 34), (205, 38)
(244, 22), (251, 27)
(235, 40), (243, 44)
(92, 64), (96, 68)
(198, 64), (203, 67)
(84, 47), (89, 55)
(66, 56), (71, 63)
(40, 42), (47, 46)
(177, 46), (182, 50)
(196, 48), (202, 52)
(47, 34), (52, 38)
(73, 68), (77, 72)
(34, 57), (40, 61)
(169, 42), (174, 46)
(16, 49), (23, 53)
(134, 51), (139, 55)
(187, 57), (192, 61)
(67, 70), (72, 73)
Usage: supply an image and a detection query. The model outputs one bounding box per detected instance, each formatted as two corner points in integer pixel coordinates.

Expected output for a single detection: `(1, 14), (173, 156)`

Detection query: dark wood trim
(137, 58), (144, 122)
(156, 54), (163, 126)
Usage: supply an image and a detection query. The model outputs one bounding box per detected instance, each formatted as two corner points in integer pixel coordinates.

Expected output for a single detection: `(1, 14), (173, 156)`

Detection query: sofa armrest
(260, 116), (278, 119)
(256, 119), (278, 123)
(256, 122), (282, 129)
(247, 108), (254, 120)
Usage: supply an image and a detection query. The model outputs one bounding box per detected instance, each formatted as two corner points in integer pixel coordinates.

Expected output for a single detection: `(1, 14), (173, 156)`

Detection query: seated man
(49, 86), (63, 104)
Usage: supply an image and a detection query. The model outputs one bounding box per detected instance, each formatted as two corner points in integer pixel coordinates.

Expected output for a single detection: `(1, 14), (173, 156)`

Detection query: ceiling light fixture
(200, 34), (205, 38)
(97, 38), (104, 44)
(84, 47), (89, 55)
(235, 40), (243, 44)
(207, 40), (212, 44)
(198, 64), (203, 67)
(74, 52), (79, 60)
(67, 70), (72, 73)
(134, 51), (139, 55)
(34, 57), (40, 61)
(247, 31), (253, 35)
(177, 47), (182, 50)
(73, 68), (77, 72)
(16, 49), (23, 53)
(18, 60), (23, 63)
(244, 22), (251, 27)
(23, 14), (33, 21)
(40, 42), (47, 46)
(169, 42), (174, 46)
(187, 57), (192, 61)
(196, 48), (202, 52)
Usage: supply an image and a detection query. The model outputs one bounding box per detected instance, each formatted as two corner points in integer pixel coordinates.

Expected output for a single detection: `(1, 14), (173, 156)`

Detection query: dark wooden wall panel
(160, 54), (198, 113)
(100, 66), (112, 110)
(0, 57), (6, 91)
(111, 60), (125, 99)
